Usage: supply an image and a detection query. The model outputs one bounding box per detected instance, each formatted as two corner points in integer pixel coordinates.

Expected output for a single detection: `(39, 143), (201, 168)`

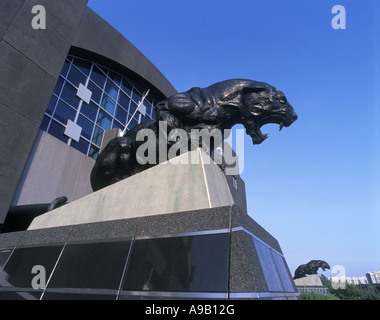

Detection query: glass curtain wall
(40, 55), (157, 160)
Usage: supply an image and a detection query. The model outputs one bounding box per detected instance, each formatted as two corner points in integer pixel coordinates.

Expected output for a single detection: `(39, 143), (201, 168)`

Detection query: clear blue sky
(88, 0), (380, 278)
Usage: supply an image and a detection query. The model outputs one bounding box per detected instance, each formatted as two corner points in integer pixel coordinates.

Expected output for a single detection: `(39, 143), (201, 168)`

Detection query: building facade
(366, 271), (380, 285)
(0, 0), (177, 223)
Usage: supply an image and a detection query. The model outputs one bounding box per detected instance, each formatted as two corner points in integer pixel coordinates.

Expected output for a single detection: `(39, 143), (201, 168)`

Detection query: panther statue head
(238, 81), (298, 145)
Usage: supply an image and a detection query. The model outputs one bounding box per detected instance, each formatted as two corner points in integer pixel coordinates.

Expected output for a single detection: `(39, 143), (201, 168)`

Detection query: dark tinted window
(87, 80), (102, 104)
(100, 94), (116, 116)
(60, 60), (71, 78)
(48, 240), (131, 290)
(0, 291), (42, 300)
(0, 248), (13, 271)
(105, 79), (119, 100)
(71, 138), (89, 155)
(53, 100), (76, 123)
(0, 245), (63, 288)
(80, 101), (98, 122)
(90, 66), (106, 88)
(121, 78), (132, 96)
(42, 291), (116, 300)
(122, 234), (229, 292)
(77, 115), (94, 140)
(48, 120), (68, 143)
(53, 77), (64, 95)
(115, 105), (128, 125)
(60, 83), (80, 109)
(118, 91), (130, 111)
(97, 109), (112, 130)
(46, 95), (57, 115)
(73, 58), (91, 76)
(92, 126), (104, 146)
(39, 116), (50, 132)
(67, 66), (87, 88)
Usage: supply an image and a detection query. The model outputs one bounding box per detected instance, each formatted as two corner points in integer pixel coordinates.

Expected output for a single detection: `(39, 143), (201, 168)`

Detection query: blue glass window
(132, 89), (141, 104)
(115, 105), (128, 125)
(71, 137), (90, 155)
(92, 126), (104, 146)
(87, 80), (102, 104)
(112, 120), (124, 131)
(97, 110), (112, 130)
(42, 55), (158, 159)
(47, 120), (68, 143)
(129, 101), (137, 116)
(60, 60), (71, 78)
(67, 66), (87, 88)
(54, 100), (76, 124)
(80, 101), (98, 122)
(100, 94), (116, 116)
(46, 95), (57, 115)
(104, 78), (119, 101)
(89, 145), (100, 160)
(40, 115), (50, 131)
(53, 77), (64, 96)
(90, 66), (106, 89)
(76, 114), (94, 140)
(121, 78), (132, 96)
(60, 83), (80, 109)
(127, 116), (138, 129)
(73, 58), (91, 76)
(108, 70), (121, 85)
(118, 92), (130, 111)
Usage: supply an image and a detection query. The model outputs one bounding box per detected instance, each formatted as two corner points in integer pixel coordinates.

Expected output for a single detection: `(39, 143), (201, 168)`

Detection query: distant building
(294, 274), (330, 295)
(366, 271), (380, 285)
(329, 276), (369, 286)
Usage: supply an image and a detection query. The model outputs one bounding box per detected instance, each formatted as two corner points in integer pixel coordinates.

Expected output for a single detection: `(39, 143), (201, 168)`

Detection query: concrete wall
(11, 130), (94, 206)
(0, 0), (176, 222)
(0, 0), (89, 223)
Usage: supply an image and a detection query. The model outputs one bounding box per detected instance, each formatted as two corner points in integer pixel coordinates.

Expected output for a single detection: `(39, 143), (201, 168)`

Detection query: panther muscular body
(293, 260), (331, 279)
(90, 79), (297, 191)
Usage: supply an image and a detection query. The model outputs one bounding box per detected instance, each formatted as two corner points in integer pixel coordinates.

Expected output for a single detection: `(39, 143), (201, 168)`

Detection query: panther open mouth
(250, 113), (294, 144)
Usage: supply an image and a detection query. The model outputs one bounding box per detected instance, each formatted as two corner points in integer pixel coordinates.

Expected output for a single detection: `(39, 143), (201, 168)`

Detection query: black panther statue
(90, 79), (298, 191)
(293, 260), (331, 279)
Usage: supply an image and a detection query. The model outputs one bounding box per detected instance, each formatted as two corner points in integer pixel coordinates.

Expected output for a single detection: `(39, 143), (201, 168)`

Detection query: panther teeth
(279, 122), (284, 132)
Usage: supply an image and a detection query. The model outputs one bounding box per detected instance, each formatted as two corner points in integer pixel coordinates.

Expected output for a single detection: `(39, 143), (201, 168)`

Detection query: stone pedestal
(294, 275), (330, 295)
(0, 150), (298, 300)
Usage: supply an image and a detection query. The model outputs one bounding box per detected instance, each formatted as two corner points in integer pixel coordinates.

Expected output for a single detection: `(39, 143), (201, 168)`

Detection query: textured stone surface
(0, 204), (297, 298)
(294, 274), (323, 287)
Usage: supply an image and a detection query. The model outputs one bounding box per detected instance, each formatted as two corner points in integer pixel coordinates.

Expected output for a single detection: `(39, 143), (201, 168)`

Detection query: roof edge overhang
(71, 7), (177, 100)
